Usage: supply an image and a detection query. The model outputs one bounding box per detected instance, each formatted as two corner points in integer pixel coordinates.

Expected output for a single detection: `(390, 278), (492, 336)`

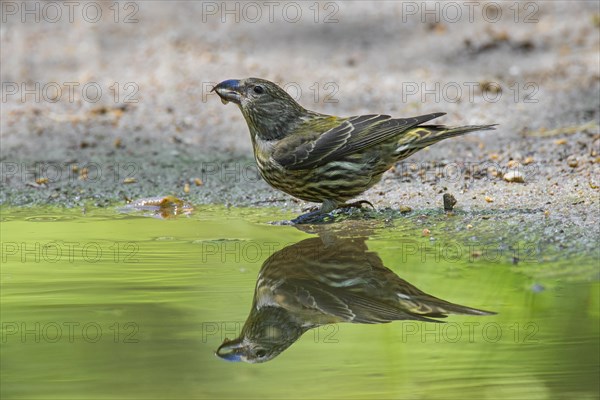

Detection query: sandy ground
(1, 1), (599, 253)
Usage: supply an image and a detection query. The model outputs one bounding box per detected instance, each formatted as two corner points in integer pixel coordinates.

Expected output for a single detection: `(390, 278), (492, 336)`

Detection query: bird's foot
(290, 200), (375, 224)
(338, 200), (375, 210)
(290, 210), (335, 225)
(301, 205), (321, 213)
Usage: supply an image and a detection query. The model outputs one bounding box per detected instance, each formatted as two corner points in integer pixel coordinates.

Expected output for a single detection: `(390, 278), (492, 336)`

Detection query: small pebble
(503, 170), (525, 183)
(485, 196), (494, 203)
(471, 250), (482, 258)
(507, 159), (519, 168)
(79, 168), (89, 181)
(443, 193), (457, 211)
(399, 205), (412, 213)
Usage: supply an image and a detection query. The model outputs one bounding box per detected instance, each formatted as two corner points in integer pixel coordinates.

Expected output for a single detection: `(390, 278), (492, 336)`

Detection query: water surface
(1, 206), (598, 399)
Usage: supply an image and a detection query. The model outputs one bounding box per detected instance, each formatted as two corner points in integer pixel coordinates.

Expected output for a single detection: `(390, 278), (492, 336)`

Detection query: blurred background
(2, 1), (598, 155)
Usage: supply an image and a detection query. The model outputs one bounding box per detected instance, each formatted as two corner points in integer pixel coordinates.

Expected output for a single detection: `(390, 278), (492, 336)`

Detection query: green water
(1, 206), (598, 399)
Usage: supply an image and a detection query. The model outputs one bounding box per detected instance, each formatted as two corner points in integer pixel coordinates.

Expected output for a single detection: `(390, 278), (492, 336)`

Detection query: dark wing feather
(272, 117), (355, 169)
(274, 112), (446, 170)
(278, 278), (445, 324)
(292, 282), (356, 321)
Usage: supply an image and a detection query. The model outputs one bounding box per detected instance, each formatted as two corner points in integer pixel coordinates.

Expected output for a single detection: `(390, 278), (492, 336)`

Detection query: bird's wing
(344, 293), (445, 324)
(298, 285), (357, 321)
(273, 112), (446, 170)
(278, 278), (444, 324)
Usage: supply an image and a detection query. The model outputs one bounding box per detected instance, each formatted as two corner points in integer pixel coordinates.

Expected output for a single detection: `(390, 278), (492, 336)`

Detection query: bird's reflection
(216, 231), (495, 363)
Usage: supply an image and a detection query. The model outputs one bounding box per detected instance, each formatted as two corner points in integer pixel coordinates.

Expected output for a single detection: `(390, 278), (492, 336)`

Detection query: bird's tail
(394, 124), (497, 158)
(398, 293), (497, 323)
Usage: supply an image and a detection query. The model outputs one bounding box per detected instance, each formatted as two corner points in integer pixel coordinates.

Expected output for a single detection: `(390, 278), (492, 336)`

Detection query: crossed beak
(212, 79), (242, 105)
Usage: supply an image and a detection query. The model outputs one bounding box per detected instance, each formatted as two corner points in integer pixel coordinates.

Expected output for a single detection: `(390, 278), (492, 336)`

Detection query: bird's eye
(253, 85), (264, 94)
(255, 349), (267, 358)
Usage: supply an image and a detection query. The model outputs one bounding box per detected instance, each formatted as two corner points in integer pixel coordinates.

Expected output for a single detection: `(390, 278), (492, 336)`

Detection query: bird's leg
(290, 211), (329, 224)
(290, 200), (374, 224)
(290, 200), (339, 224)
(319, 199), (339, 213)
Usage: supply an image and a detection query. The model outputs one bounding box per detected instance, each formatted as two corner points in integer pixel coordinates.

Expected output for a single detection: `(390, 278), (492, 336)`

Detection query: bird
(212, 78), (496, 222)
(215, 233), (495, 363)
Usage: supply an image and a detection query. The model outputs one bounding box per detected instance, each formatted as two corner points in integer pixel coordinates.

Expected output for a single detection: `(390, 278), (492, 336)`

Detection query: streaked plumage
(215, 235), (495, 363)
(213, 78), (496, 215)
